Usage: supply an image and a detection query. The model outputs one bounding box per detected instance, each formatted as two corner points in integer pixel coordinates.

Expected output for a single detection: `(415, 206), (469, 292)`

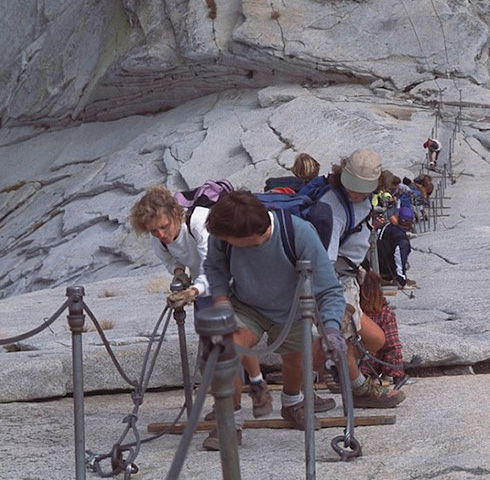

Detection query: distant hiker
(414, 174), (434, 198)
(202, 190), (346, 450)
(318, 149), (406, 408)
(130, 185), (271, 419)
(423, 138), (442, 168)
(390, 175), (412, 209)
(264, 152), (320, 193)
(377, 206), (416, 288)
(360, 270), (405, 382)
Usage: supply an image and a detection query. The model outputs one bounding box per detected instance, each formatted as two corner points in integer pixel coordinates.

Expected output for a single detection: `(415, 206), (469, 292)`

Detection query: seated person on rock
(318, 149), (407, 407)
(130, 185), (271, 419)
(360, 270), (405, 384)
(202, 190), (346, 451)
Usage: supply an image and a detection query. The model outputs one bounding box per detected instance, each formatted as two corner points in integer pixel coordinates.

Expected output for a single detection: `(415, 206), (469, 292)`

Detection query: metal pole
(170, 279), (194, 418)
(66, 286), (86, 480)
(195, 306), (241, 480)
(297, 260), (316, 480)
(368, 229), (380, 274)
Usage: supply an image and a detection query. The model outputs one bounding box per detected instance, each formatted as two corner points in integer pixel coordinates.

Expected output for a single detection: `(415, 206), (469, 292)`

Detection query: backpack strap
(333, 186), (373, 245)
(340, 208), (373, 245)
(332, 186), (355, 243)
(276, 209), (296, 267)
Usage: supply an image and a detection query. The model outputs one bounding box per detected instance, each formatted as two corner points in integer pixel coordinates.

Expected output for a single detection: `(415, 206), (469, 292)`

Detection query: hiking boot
(248, 380), (273, 418)
(405, 278), (417, 287)
(202, 428), (242, 451)
(281, 402), (321, 430)
(203, 404), (216, 422)
(204, 404), (242, 422)
(313, 393), (336, 413)
(325, 380), (342, 394)
(352, 376), (406, 408)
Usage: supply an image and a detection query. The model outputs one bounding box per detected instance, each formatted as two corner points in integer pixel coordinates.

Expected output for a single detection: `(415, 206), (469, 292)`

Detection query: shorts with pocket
(230, 296), (303, 355)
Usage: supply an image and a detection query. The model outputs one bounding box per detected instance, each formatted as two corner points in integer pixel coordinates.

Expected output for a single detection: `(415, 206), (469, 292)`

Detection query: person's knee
(233, 327), (259, 347)
(359, 314), (386, 353)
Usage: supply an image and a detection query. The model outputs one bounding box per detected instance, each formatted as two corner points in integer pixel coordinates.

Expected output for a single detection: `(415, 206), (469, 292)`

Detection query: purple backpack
(174, 179), (233, 209)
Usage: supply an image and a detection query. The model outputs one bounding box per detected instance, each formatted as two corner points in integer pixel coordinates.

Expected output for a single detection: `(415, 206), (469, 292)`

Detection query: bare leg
(346, 313), (385, 380)
(358, 313), (385, 354)
(233, 327), (260, 407)
(281, 351), (303, 394)
(241, 355), (261, 378)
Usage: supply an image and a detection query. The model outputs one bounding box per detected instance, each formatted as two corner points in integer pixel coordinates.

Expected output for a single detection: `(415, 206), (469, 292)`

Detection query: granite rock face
(0, 0), (488, 126)
(1, 0), (490, 401)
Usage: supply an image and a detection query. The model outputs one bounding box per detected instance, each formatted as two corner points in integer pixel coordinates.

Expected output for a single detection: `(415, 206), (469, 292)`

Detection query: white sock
(249, 373), (264, 384)
(281, 391), (304, 407)
(351, 373), (366, 389)
(325, 359), (335, 369)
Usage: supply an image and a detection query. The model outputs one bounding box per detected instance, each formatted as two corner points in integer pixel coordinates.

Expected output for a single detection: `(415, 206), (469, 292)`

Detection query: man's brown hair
(206, 190), (270, 238)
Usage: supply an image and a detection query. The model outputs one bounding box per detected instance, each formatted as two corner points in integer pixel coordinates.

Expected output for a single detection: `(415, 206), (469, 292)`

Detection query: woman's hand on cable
(321, 327), (347, 357)
(167, 287), (198, 308)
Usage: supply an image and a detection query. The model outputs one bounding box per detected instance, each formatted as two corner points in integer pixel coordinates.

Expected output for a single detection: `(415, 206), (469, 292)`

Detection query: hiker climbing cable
(130, 184), (272, 421)
(264, 152), (320, 193)
(317, 148), (407, 408)
(202, 191), (346, 450)
(377, 206), (416, 288)
(423, 138), (442, 169)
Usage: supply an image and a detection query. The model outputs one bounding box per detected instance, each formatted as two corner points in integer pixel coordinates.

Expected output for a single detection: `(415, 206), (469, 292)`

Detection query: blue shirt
(204, 212), (345, 330)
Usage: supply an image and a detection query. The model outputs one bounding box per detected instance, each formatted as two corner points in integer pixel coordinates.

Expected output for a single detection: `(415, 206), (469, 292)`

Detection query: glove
(172, 269), (191, 289)
(322, 327), (347, 357)
(167, 288), (198, 308)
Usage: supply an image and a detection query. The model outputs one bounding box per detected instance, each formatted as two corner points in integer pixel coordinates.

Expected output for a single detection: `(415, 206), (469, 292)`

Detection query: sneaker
(248, 380), (273, 418)
(202, 428), (242, 451)
(313, 393), (336, 413)
(352, 376), (406, 408)
(281, 401), (321, 430)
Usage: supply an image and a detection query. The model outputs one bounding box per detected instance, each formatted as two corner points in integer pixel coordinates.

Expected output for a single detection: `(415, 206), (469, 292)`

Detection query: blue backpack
(255, 176), (370, 264)
(228, 176), (370, 267)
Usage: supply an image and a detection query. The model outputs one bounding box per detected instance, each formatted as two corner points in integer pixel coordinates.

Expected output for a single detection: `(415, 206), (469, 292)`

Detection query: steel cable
(82, 302), (141, 388)
(0, 299), (70, 345)
(165, 344), (221, 480)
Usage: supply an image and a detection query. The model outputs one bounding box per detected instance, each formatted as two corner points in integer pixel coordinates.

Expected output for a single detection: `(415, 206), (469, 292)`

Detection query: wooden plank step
(147, 415), (396, 433)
